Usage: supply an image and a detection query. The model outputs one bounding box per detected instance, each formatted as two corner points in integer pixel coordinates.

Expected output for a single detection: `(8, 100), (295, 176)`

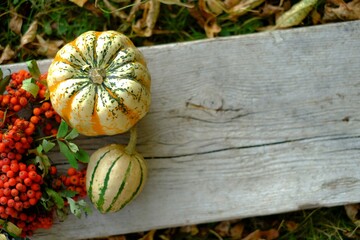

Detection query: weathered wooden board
(1, 20), (360, 239)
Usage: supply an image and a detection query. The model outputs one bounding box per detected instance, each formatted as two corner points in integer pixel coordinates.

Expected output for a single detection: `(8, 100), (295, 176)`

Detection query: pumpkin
(46, 31), (151, 136)
(86, 143), (147, 213)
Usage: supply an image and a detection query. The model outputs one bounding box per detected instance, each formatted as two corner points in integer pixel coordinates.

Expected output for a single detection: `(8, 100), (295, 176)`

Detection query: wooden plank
(2, 21), (360, 239)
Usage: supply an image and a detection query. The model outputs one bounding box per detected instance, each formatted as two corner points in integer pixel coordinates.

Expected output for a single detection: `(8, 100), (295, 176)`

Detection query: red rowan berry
(67, 167), (77, 176)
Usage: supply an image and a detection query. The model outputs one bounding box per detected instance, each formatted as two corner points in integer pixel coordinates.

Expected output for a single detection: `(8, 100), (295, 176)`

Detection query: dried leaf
(230, 223), (244, 239)
(139, 230), (156, 240)
(275, 0), (318, 29)
(227, 0), (266, 19)
(323, 0), (360, 22)
(179, 225), (199, 235)
(242, 229), (279, 240)
(69, 0), (88, 7)
(103, 0), (128, 19)
(132, 0), (160, 37)
(9, 11), (23, 35)
(158, 0), (194, 8)
(224, 0), (241, 9)
(214, 221), (231, 237)
(242, 229), (261, 240)
(285, 220), (299, 232)
(345, 204), (360, 225)
(204, 18), (222, 38)
(0, 45), (16, 64)
(36, 35), (64, 58)
(20, 20), (38, 47)
(203, 0), (225, 15)
(256, 3), (284, 18)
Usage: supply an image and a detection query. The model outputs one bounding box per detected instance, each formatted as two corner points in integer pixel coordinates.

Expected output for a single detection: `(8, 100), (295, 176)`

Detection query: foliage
(1, 0), (359, 63)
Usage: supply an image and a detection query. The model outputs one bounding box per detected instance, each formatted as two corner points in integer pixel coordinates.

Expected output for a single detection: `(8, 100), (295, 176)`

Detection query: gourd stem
(125, 127), (137, 155)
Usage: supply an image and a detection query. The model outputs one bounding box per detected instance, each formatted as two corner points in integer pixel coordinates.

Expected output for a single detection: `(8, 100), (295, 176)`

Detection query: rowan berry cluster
(0, 68), (87, 237)
(54, 167), (87, 199)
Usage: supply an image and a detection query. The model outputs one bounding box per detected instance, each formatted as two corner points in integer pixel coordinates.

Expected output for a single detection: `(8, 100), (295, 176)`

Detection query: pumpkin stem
(125, 127), (137, 155)
(89, 68), (106, 84)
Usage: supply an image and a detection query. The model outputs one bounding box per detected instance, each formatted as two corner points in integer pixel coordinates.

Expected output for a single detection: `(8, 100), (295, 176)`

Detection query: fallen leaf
(132, 0), (160, 37)
(345, 204), (360, 225)
(242, 229), (279, 240)
(227, 0), (266, 19)
(311, 8), (322, 24)
(285, 220), (299, 232)
(214, 221), (231, 237)
(158, 0), (194, 8)
(103, 0), (128, 19)
(256, 3), (284, 18)
(204, 18), (222, 38)
(139, 230), (156, 240)
(35, 35), (64, 58)
(20, 20), (38, 47)
(69, 0), (88, 7)
(230, 223), (244, 239)
(204, 0), (226, 15)
(9, 10), (23, 35)
(179, 225), (199, 235)
(242, 229), (261, 240)
(323, 0), (360, 22)
(0, 45), (16, 64)
(275, 0), (318, 29)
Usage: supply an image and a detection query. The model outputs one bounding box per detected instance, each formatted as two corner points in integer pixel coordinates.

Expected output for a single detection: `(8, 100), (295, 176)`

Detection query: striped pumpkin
(86, 144), (147, 213)
(46, 31), (151, 136)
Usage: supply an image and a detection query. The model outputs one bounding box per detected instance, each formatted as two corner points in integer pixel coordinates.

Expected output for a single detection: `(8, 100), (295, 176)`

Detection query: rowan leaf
(21, 78), (39, 98)
(58, 140), (78, 169)
(75, 148), (90, 163)
(65, 128), (79, 140)
(42, 139), (56, 153)
(26, 59), (41, 80)
(46, 188), (65, 209)
(67, 198), (92, 218)
(67, 141), (79, 153)
(57, 120), (69, 139)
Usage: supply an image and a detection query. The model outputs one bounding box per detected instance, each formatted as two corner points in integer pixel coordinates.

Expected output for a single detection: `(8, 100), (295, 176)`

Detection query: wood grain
(1, 21), (360, 240)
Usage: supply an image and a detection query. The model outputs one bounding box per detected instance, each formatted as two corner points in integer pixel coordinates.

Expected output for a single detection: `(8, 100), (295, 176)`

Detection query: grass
(1, 0), (359, 239)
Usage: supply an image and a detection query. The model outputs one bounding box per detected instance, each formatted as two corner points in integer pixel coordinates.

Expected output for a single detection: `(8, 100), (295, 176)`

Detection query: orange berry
(49, 166), (57, 175)
(29, 198), (37, 206)
(41, 102), (51, 111)
(33, 107), (42, 116)
(67, 167), (77, 176)
(70, 175), (79, 185)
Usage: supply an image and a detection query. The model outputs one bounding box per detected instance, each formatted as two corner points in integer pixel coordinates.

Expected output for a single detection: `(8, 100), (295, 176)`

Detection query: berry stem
(125, 127), (137, 155)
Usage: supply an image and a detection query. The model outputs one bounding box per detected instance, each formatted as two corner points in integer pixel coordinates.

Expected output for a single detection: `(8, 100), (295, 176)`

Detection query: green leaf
(57, 120), (69, 139)
(58, 190), (78, 198)
(75, 148), (90, 163)
(26, 59), (41, 80)
(34, 155), (51, 176)
(65, 128), (79, 140)
(67, 198), (92, 218)
(45, 188), (65, 209)
(67, 141), (79, 153)
(21, 78), (39, 98)
(58, 140), (78, 169)
(42, 139), (56, 152)
(0, 72), (11, 94)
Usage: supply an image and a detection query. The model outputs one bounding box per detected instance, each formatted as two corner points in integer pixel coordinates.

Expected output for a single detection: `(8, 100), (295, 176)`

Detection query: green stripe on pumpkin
(96, 153), (123, 210)
(105, 158), (133, 212)
(118, 155), (145, 210)
(88, 149), (111, 201)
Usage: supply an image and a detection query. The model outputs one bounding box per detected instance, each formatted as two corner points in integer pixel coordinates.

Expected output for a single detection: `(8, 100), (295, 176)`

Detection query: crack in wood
(146, 134), (353, 159)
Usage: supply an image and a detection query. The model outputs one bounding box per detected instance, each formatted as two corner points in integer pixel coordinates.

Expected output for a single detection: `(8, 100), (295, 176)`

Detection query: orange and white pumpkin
(46, 31), (151, 136)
